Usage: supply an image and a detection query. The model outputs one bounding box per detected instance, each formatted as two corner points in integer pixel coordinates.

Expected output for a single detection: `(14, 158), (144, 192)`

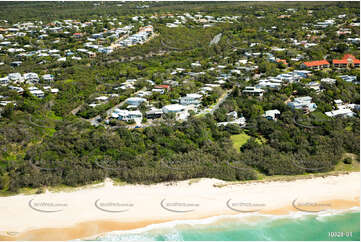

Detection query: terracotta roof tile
(303, 60), (329, 67)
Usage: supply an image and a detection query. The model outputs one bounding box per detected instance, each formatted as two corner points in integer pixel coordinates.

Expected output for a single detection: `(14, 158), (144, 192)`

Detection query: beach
(0, 172), (359, 241)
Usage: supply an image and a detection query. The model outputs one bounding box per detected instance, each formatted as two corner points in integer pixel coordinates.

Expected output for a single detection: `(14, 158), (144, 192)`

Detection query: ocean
(92, 208), (360, 241)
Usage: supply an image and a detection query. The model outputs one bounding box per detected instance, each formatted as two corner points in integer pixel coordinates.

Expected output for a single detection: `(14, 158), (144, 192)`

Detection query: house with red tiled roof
(152, 84), (171, 94)
(154, 85), (170, 90)
(301, 60), (330, 70)
(276, 59), (288, 67)
(72, 33), (83, 38)
(333, 54), (360, 69)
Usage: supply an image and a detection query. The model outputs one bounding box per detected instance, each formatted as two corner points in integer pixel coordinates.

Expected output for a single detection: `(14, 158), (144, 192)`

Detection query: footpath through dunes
(0, 172), (359, 241)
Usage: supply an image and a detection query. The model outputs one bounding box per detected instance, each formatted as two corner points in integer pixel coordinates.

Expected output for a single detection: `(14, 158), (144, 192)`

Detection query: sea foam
(90, 207), (360, 241)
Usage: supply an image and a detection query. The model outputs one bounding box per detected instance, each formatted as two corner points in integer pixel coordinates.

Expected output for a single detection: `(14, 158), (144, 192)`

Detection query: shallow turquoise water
(94, 210), (360, 241)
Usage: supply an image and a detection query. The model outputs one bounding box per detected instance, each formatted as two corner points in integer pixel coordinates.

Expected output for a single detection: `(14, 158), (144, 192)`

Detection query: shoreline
(0, 172), (359, 241)
(1, 201), (359, 241)
(86, 205), (361, 241)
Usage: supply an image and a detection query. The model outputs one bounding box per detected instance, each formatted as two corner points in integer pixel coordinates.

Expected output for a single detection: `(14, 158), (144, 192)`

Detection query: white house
(95, 96), (109, 103)
(288, 96), (317, 112)
(162, 104), (185, 113)
(334, 99), (343, 107)
(0, 77), (9, 85)
(42, 74), (54, 82)
(325, 109), (355, 118)
(191, 62), (202, 68)
(111, 109), (143, 123)
(263, 109), (281, 120)
(180, 93), (202, 105)
(217, 117), (246, 127)
(306, 81), (321, 92)
(136, 91), (152, 97)
(8, 85), (24, 93)
(8, 73), (22, 82)
(50, 88), (59, 94)
(126, 97), (147, 107)
(226, 111), (238, 120)
(321, 78), (336, 85)
(24, 73), (39, 83)
(151, 88), (165, 94)
(242, 86), (264, 97)
(162, 104), (189, 120)
(30, 89), (45, 98)
(256, 79), (282, 90)
(339, 75), (358, 84)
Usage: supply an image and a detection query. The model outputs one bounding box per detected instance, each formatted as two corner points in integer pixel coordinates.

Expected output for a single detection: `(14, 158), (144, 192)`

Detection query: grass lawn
(230, 132), (251, 152)
(335, 153), (360, 172)
(64, 79), (76, 84)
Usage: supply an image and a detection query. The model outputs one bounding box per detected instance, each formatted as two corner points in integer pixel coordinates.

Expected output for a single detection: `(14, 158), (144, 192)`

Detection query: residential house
(256, 79), (282, 90)
(332, 54), (360, 69)
(346, 38), (360, 45)
(293, 70), (312, 78)
(125, 97), (147, 107)
(334, 99), (343, 107)
(288, 96), (317, 113)
(146, 108), (163, 119)
(321, 78), (337, 85)
(50, 88), (59, 94)
(301, 60), (330, 70)
(152, 88), (165, 94)
(191, 62), (202, 68)
(136, 91), (152, 97)
(88, 51), (96, 58)
(276, 59), (288, 67)
(162, 104), (189, 120)
(95, 96), (109, 103)
(111, 109), (143, 123)
(162, 104), (185, 113)
(217, 116), (246, 127)
(179, 93), (202, 105)
(8, 85), (24, 93)
(42, 74), (54, 82)
(242, 86), (264, 97)
(306, 81), (321, 92)
(29, 89), (45, 98)
(263, 109), (281, 120)
(339, 75), (358, 84)
(24, 72), (39, 84)
(0, 77), (9, 85)
(10, 61), (22, 67)
(325, 109), (355, 118)
(8, 73), (22, 82)
(226, 111), (238, 120)
(154, 85), (170, 91)
(73, 33), (83, 38)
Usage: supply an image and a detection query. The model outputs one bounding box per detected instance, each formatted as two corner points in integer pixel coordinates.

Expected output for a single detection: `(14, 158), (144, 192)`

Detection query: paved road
(196, 89), (232, 116)
(210, 89), (232, 114)
(70, 104), (83, 115)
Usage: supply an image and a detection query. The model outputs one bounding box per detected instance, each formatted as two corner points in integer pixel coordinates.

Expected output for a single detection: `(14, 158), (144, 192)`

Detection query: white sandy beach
(0, 172), (359, 241)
